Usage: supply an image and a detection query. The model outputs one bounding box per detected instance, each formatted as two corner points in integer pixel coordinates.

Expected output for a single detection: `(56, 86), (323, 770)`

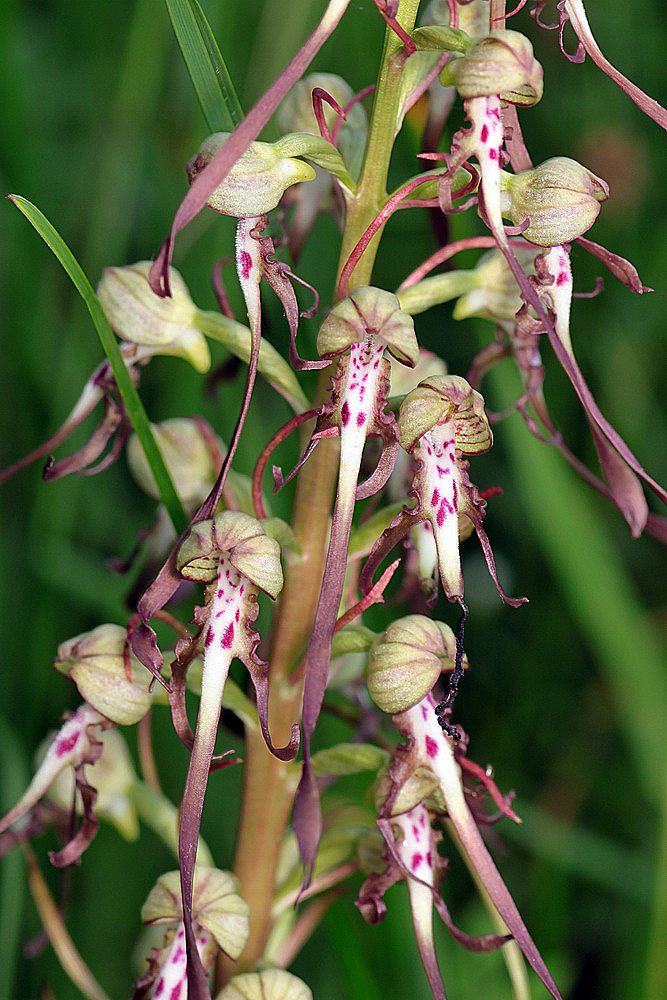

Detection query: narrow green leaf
(411, 25), (472, 54)
(165, 0), (242, 131)
(312, 742), (389, 777)
(349, 503), (404, 556)
(331, 624), (376, 658)
(8, 195), (188, 534)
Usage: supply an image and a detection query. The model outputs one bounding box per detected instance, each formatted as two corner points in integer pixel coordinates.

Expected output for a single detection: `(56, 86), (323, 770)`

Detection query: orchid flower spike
(363, 375), (526, 608)
(174, 512), (298, 997)
(133, 868), (249, 1000)
(291, 287), (418, 884)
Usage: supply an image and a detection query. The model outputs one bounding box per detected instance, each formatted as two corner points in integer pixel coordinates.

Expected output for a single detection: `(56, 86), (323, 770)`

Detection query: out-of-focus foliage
(0, 2), (665, 998)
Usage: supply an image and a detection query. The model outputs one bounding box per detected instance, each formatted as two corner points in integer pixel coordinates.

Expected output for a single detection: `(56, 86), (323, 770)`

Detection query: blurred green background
(0, 1), (666, 998)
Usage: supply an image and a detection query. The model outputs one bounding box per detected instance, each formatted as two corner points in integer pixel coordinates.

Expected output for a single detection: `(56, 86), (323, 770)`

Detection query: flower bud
(55, 624), (153, 726)
(444, 30), (543, 106)
(187, 133), (316, 218)
(452, 247), (538, 324)
(398, 375), (492, 455)
(127, 418), (219, 504)
(97, 262), (210, 372)
(317, 286), (419, 365)
(501, 157), (609, 246)
(218, 970), (312, 1000)
(367, 615), (461, 714)
(177, 511), (283, 599)
(46, 727), (139, 840)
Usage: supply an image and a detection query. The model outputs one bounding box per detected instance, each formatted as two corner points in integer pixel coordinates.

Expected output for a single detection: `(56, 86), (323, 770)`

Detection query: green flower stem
(223, 0), (421, 980)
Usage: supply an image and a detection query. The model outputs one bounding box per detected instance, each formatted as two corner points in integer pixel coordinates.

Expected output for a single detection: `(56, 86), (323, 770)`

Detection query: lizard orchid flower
(290, 286), (418, 883)
(173, 512), (298, 997)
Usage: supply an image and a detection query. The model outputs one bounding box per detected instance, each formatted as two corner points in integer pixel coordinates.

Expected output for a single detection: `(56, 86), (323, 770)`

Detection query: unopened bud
(444, 30), (543, 106)
(177, 512), (283, 599)
(97, 262), (210, 372)
(367, 615), (461, 714)
(218, 970), (312, 1000)
(501, 157), (609, 246)
(188, 133), (316, 218)
(398, 375), (492, 455)
(55, 624), (153, 726)
(317, 286), (419, 366)
(452, 247), (538, 323)
(127, 418), (219, 504)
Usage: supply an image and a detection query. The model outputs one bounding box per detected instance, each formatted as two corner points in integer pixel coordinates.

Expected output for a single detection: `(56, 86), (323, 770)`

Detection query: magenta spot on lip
(412, 824), (420, 839)
(421, 704), (428, 720)
(411, 852), (423, 871)
(488, 147), (498, 160)
(171, 947), (185, 964)
(239, 250), (252, 281)
(341, 400), (350, 426)
(420, 811), (427, 828)
(452, 481), (459, 510)
(480, 123), (489, 143)
(235, 608), (240, 622)
(426, 851), (432, 867)
(556, 271), (569, 286)
(356, 411), (366, 427)
(205, 626), (214, 647)
(217, 588), (223, 598)
(154, 980), (165, 997)
(431, 488), (439, 507)
(222, 622), (235, 649)
(170, 984), (182, 1000)
(449, 452), (455, 464)
(425, 735), (439, 758)
(55, 731), (80, 757)
(436, 505), (446, 527)
(437, 465), (450, 477)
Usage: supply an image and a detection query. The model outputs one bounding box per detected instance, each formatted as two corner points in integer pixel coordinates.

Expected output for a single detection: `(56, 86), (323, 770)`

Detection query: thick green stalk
(225, 0), (421, 979)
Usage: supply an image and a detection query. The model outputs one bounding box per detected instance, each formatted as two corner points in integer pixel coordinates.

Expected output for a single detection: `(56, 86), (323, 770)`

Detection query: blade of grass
(165, 0), (243, 131)
(7, 195), (188, 535)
